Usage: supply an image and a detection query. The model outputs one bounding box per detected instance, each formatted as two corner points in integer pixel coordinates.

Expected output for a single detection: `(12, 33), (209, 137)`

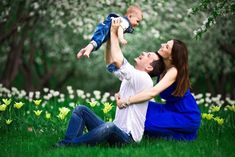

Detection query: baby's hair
(126, 4), (142, 16)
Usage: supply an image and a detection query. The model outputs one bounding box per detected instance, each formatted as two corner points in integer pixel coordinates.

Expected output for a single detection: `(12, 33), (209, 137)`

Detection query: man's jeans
(61, 105), (133, 146)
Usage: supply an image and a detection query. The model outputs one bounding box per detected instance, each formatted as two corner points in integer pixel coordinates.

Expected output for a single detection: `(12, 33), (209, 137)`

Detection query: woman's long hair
(171, 39), (191, 97)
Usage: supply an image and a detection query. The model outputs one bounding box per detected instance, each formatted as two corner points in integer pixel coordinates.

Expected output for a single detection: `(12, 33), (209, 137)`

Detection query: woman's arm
(117, 67), (178, 106)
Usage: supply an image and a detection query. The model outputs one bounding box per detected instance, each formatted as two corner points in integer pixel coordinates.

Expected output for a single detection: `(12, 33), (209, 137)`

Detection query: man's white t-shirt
(112, 59), (153, 142)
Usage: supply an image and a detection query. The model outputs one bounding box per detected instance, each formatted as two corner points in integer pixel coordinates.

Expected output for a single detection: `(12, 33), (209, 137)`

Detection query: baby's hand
(119, 38), (127, 45)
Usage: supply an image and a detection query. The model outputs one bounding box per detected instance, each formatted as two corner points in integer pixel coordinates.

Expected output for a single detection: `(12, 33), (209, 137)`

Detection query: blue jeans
(60, 105), (133, 146)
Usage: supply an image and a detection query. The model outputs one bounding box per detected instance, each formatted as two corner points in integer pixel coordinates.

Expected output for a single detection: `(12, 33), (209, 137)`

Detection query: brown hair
(171, 39), (191, 97)
(148, 52), (165, 77)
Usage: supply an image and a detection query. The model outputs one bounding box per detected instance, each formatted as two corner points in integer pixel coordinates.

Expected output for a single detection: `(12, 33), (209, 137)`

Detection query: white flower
(29, 91), (34, 99)
(206, 93), (211, 97)
(187, 8), (193, 15)
(69, 95), (74, 99)
(43, 88), (49, 93)
(86, 93), (91, 98)
(110, 96), (115, 101)
(201, 25), (206, 31)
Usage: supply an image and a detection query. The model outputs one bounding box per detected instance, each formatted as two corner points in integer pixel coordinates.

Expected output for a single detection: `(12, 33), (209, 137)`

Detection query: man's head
(134, 52), (164, 77)
(125, 5), (143, 28)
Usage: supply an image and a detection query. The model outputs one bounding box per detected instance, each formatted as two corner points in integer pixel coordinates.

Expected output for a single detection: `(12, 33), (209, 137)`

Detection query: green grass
(1, 126), (235, 157)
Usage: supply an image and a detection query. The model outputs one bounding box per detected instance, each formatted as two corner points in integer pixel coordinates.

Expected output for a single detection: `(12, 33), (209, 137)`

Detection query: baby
(77, 5), (143, 59)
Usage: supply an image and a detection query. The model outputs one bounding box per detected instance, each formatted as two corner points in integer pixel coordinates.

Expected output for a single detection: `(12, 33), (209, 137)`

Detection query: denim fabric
(106, 63), (118, 73)
(61, 105), (133, 146)
(91, 13), (133, 51)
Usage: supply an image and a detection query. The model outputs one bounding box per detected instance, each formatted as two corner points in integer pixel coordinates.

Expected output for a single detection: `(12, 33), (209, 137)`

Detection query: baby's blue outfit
(91, 13), (134, 51)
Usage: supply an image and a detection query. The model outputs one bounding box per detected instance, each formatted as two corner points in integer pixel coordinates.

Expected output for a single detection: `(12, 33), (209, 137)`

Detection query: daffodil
(205, 113), (214, 120)
(210, 106), (220, 112)
(0, 104), (7, 111)
(227, 105), (235, 112)
(33, 99), (42, 106)
(102, 102), (113, 114)
(6, 119), (13, 125)
(57, 107), (70, 120)
(213, 117), (224, 125)
(45, 111), (51, 119)
(2, 98), (11, 106)
(88, 101), (98, 107)
(59, 107), (70, 116)
(201, 113), (207, 119)
(34, 110), (42, 116)
(14, 102), (24, 109)
(57, 113), (66, 120)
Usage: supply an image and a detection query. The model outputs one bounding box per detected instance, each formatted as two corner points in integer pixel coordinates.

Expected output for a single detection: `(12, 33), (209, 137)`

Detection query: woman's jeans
(61, 105), (133, 146)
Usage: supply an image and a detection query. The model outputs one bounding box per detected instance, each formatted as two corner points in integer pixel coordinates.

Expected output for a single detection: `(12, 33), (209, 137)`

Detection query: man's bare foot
(83, 44), (94, 58)
(77, 48), (86, 59)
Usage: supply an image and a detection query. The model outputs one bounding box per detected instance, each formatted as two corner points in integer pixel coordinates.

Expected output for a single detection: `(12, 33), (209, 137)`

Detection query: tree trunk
(0, 34), (25, 88)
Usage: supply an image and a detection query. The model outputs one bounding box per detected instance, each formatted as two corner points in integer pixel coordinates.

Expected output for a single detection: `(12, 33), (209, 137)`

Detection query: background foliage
(0, 0), (234, 97)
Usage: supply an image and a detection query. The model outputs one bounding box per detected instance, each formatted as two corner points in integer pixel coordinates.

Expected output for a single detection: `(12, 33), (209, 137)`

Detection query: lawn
(1, 123), (235, 157)
(0, 88), (235, 157)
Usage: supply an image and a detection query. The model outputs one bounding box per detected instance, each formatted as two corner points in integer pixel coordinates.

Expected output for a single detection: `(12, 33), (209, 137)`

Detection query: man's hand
(115, 93), (127, 109)
(110, 17), (121, 34)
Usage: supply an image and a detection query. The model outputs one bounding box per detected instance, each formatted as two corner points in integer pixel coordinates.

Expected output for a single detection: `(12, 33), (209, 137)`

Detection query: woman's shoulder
(167, 66), (177, 75)
(159, 67), (177, 80)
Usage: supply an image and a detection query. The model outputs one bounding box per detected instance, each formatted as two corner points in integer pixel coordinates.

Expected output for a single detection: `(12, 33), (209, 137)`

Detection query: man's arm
(110, 18), (124, 68)
(105, 39), (113, 64)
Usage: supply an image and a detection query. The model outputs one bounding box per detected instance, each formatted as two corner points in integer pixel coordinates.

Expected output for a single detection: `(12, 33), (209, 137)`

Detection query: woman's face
(158, 40), (174, 59)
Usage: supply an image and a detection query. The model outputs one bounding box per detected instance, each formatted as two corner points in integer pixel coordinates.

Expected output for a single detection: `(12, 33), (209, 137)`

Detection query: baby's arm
(118, 26), (127, 45)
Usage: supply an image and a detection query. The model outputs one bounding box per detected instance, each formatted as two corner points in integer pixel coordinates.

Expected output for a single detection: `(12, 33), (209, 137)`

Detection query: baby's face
(129, 12), (142, 27)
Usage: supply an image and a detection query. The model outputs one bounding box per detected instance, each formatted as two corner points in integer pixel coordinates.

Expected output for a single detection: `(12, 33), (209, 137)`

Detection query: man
(54, 18), (163, 147)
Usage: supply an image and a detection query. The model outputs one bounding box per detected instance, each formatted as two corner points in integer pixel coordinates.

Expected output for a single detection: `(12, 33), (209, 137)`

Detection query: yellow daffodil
(59, 107), (70, 116)
(205, 113), (214, 120)
(34, 110), (42, 116)
(33, 99), (42, 106)
(103, 102), (113, 114)
(45, 111), (51, 119)
(57, 113), (65, 120)
(213, 117), (224, 125)
(201, 113), (207, 119)
(88, 101), (98, 107)
(227, 105), (235, 112)
(14, 102), (24, 109)
(57, 107), (70, 120)
(0, 104), (7, 111)
(2, 98), (11, 106)
(210, 106), (220, 112)
(6, 119), (13, 125)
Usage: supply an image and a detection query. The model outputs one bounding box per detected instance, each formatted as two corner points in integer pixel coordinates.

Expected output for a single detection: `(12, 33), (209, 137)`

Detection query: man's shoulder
(133, 70), (153, 85)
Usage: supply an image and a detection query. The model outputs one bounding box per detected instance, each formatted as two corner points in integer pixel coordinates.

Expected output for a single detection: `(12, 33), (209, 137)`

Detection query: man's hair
(148, 52), (165, 78)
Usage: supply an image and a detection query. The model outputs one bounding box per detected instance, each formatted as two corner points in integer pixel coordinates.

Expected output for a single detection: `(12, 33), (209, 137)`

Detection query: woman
(117, 39), (201, 141)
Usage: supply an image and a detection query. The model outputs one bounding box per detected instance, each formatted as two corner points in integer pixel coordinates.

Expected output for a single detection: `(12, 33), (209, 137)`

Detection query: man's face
(134, 52), (159, 71)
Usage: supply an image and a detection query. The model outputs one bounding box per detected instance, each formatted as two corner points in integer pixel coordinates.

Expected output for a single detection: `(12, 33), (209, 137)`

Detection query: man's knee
(73, 105), (89, 115)
(104, 122), (116, 131)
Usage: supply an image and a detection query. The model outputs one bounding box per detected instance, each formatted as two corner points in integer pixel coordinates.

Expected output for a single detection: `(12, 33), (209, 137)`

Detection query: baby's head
(125, 5), (143, 28)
